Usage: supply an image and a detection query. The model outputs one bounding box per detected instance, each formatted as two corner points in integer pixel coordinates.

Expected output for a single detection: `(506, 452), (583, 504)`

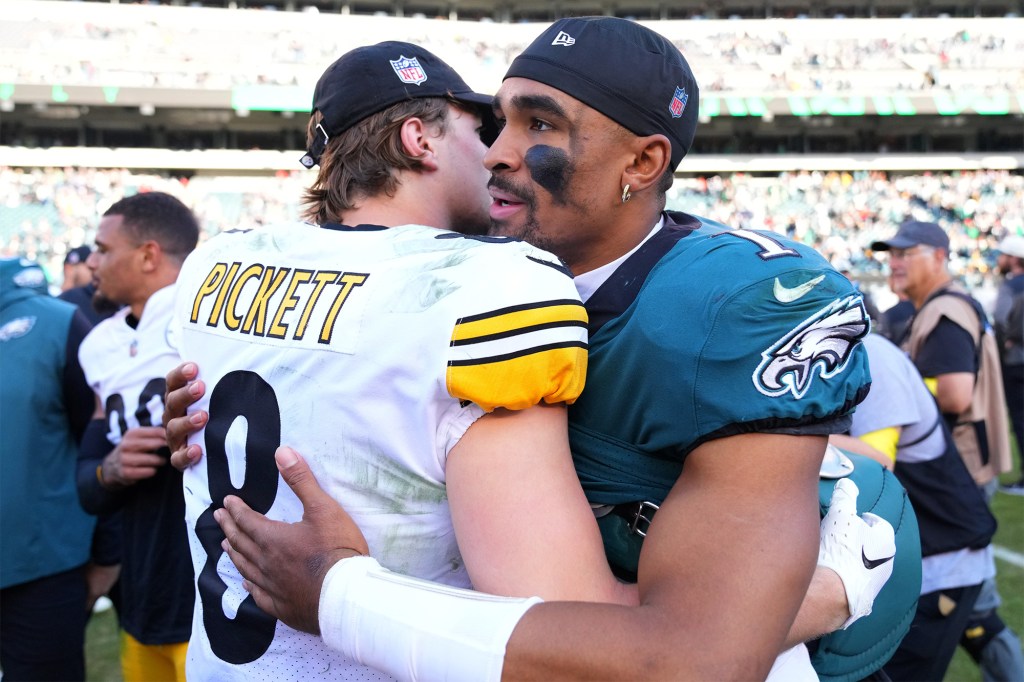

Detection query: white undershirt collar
(573, 216), (664, 303)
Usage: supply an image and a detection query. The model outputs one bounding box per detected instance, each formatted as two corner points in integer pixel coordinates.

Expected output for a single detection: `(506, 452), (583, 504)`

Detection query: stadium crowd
(4, 166), (1021, 298)
(668, 169), (1024, 287)
(2, 1), (1021, 95)
(0, 166), (307, 284)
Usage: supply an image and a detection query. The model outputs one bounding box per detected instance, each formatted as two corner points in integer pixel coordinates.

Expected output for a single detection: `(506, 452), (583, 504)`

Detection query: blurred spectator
(833, 257), (881, 323)
(0, 257), (97, 681)
(0, 166), (308, 274)
(873, 220), (1011, 484)
(872, 219), (1024, 682)
(58, 244), (125, 325)
(994, 234), (1024, 495)
(61, 246), (92, 292)
(832, 333), (997, 682)
(53, 247), (127, 623)
(877, 270), (917, 344)
(59, 281), (123, 327)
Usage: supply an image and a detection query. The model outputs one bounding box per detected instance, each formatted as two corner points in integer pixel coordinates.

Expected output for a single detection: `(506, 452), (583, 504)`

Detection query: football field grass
(945, 469), (1024, 682)
(84, 469), (1024, 682)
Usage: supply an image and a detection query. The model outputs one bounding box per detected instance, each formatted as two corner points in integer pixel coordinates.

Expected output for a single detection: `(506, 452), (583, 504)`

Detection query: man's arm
(914, 319), (977, 417)
(829, 433), (894, 470)
(219, 436), (893, 680)
(222, 433), (825, 679)
(84, 561), (121, 613)
(221, 403), (638, 613)
(787, 567), (848, 644)
(446, 404), (634, 604)
(992, 284), (1013, 329)
(932, 372), (975, 416)
(500, 432), (823, 680)
(173, 353), (876, 662)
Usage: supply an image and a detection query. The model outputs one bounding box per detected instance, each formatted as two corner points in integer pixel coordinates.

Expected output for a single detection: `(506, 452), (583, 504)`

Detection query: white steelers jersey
(79, 283), (180, 440)
(172, 221), (587, 681)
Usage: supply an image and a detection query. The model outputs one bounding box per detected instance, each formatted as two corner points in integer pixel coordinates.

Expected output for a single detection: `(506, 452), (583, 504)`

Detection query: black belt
(611, 500), (660, 537)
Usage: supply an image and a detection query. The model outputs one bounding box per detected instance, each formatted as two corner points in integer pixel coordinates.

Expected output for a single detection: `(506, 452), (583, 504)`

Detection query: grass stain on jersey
(347, 444), (448, 512)
(382, 272), (460, 313)
(340, 447), (462, 577)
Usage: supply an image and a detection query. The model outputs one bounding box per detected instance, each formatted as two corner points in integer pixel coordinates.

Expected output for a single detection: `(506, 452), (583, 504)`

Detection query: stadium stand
(25, 0), (1024, 20)
(2, 3), (1020, 94)
(2, 0), (1022, 154)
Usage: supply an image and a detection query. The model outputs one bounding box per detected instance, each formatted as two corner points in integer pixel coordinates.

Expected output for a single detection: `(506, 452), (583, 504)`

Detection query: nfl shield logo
(390, 56), (427, 86)
(669, 87), (689, 118)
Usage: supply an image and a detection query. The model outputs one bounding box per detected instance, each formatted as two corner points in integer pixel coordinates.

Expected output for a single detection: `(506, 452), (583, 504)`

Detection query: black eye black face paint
(525, 145), (574, 204)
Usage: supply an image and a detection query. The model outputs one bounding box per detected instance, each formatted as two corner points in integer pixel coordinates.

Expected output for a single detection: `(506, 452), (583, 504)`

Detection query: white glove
(817, 478), (897, 630)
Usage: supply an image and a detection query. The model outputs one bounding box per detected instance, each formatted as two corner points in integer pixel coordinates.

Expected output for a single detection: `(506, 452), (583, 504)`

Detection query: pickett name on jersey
(189, 261), (368, 346)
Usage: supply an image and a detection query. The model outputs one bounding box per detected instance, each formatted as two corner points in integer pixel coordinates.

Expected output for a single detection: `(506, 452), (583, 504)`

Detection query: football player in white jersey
(165, 37), (897, 682)
(76, 192), (199, 682)
(169, 42), (630, 682)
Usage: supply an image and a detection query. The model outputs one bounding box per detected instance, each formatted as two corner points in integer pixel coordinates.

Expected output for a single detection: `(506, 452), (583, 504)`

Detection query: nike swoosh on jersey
(773, 274), (826, 303)
(862, 548), (895, 570)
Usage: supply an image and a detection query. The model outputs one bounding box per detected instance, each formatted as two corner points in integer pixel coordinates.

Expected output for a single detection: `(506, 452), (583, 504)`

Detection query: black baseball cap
(65, 245), (91, 265)
(871, 221), (950, 252)
(300, 41), (495, 169)
(504, 17), (700, 170)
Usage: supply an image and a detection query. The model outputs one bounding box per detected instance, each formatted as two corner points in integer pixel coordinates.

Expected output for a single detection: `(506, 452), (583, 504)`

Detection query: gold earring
(621, 184), (631, 204)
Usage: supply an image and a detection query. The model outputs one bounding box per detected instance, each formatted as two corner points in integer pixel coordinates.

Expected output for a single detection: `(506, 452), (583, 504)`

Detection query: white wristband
(320, 556), (541, 682)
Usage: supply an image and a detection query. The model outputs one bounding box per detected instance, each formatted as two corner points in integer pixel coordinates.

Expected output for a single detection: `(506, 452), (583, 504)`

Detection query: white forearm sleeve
(319, 556), (542, 682)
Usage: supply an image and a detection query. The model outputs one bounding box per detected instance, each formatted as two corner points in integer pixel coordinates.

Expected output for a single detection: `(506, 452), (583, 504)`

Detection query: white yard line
(993, 544), (1024, 569)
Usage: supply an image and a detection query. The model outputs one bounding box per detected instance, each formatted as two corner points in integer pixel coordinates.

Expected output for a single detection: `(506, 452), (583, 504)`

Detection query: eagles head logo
(753, 295), (869, 399)
(0, 316), (37, 342)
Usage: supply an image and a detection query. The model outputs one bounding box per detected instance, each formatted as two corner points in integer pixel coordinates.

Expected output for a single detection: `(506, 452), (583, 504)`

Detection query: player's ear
(621, 133), (671, 195)
(138, 240), (162, 273)
(399, 117), (440, 171)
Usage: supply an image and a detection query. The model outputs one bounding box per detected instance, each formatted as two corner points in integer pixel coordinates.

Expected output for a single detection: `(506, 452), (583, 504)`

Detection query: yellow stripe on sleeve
(859, 427), (900, 463)
(451, 301), (587, 344)
(447, 344), (587, 412)
(447, 298), (588, 411)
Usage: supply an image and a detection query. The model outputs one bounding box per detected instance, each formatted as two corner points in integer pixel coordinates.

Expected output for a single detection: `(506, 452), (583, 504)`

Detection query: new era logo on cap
(506, 17), (700, 169)
(390, 56), (427, 85)
(669, 87), (689, 118)
(551, 31), (576, 46)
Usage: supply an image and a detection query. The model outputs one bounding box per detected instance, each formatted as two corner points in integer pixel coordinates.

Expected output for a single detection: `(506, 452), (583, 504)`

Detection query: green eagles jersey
(572, 213), (871, 504)
(569, 213), (918, 682)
